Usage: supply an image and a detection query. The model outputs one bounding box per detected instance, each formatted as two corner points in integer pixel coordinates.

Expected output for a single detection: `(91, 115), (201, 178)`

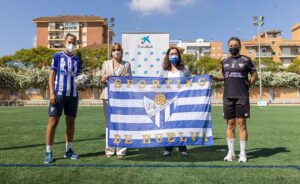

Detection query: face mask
(112, 51), (122, 58)
(169, 55), (179, 65)
(229, 47), (240, 56)
(66, 44), (75, 53)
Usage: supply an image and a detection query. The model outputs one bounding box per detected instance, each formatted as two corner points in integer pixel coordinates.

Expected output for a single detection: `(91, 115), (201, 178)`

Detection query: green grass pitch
(0, 106), (300, 183)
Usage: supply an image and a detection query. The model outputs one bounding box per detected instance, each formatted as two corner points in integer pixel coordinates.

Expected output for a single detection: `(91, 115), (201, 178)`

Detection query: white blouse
(166, 71), (180, 78)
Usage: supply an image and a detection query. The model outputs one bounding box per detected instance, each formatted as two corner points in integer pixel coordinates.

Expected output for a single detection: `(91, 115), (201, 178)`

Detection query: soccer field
(0, 106), (300, 184)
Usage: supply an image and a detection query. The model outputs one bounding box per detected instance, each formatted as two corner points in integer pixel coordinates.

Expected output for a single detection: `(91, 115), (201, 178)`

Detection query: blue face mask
(169, 55), (179, 65)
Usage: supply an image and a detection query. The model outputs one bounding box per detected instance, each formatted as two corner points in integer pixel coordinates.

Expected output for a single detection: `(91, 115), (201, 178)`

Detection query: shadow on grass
(79, 151), (106, 158)
(247, 147), (290, 160)
(52, 151), (106, 162)
(122, 144), (228, 162)
(0, 135), (105, 151)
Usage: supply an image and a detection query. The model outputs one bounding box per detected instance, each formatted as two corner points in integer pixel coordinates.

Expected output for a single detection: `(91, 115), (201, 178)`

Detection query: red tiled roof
(33, 15), (104, 22)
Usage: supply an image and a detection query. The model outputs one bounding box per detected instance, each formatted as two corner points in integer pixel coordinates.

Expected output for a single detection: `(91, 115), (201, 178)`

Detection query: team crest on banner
(144, 94), (178, 128)
(107, 75), (214, 148)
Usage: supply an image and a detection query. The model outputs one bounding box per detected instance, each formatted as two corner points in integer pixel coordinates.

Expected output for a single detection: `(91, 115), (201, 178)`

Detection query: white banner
(122, 33), (169, 77)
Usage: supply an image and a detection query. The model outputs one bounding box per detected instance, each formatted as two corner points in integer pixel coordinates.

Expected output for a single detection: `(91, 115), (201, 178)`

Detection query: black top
(222, 55), (256, 98)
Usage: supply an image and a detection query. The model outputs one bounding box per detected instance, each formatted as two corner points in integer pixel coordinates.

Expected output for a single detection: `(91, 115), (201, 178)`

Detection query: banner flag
(107, 75), (214, 148)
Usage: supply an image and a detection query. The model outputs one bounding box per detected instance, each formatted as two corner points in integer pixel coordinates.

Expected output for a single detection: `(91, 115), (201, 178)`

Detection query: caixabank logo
(138, 35), (153, 48)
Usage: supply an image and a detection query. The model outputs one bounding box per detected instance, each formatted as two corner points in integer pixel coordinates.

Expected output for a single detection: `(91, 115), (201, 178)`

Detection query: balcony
(49, 40), (64, 49)
(48, 22), (79, 31)
(279, 55), (296, 58)
(255, 52), (273, 58)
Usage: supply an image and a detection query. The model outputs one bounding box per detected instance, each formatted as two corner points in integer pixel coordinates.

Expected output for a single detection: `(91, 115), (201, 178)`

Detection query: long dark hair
(162, 46), (185, 71)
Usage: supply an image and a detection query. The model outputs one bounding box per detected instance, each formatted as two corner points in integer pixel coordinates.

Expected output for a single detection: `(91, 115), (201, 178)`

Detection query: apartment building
(32, 15), (113, 50)
(170, 39), (223, 59)
(241, 22), (300, 67)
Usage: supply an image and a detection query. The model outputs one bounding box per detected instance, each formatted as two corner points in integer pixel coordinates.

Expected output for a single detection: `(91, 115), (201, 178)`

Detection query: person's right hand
(101, 75), (109, 83)
(49, 93), (57, 104)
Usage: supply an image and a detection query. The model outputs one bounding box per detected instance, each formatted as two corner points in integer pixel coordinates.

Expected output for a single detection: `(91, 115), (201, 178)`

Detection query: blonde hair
(111, 43), (123, 59)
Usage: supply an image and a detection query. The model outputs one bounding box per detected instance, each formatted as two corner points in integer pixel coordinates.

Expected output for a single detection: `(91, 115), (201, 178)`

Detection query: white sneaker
(224, 152), (236, 161)
(238, 154), (247, 163)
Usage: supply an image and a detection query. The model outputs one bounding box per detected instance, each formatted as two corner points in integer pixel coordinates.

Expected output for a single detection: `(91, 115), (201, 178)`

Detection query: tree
(195, 56), (222, 74)
(79, 47), (108, 71)
(13, 46), (55, 67)
(287, 59), (300, 74)
(0, 55), (14, 66)
(182, 54), (197, 74)
(183, 55), (222, 75)
(253, 58), (281, 72)
(4, 46), (107, 70)
(30, 46), (56, 66)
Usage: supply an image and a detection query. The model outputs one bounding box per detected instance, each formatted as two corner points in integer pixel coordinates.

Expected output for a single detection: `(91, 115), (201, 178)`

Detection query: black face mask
(229, 47), (240, 56)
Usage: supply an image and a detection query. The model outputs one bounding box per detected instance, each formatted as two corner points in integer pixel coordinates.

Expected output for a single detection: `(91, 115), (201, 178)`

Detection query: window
(64, 22), (79, 30)
(49, 23), (55, 30)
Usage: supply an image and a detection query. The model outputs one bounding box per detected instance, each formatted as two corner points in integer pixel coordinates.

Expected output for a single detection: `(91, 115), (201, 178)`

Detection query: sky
(0, 0), (300, 57)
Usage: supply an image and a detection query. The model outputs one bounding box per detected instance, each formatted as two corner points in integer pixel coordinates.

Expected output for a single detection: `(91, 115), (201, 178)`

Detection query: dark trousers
(165, 146), (187, 152)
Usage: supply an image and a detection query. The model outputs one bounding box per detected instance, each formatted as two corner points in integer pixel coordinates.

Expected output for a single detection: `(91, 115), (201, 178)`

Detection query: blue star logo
(141, 36), (151, 44)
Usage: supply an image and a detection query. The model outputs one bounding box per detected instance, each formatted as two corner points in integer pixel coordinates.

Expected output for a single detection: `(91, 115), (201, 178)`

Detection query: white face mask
(112, 51), (121, 58)
(66, 44), (75, 53)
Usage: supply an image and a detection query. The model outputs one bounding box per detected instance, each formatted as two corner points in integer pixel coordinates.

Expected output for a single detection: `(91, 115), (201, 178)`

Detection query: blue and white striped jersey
(50, 51), (82, 97)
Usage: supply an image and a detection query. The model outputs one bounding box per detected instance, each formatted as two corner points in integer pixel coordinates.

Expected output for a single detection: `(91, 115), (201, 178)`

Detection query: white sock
(240, 141), (247, 156)
(46, 145), (52, 153)
(66, 142), (73, 151)
(227, 138), (235, 155)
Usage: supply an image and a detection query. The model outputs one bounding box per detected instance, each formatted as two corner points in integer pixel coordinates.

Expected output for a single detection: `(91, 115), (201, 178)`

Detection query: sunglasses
(112, 49), (121, 51)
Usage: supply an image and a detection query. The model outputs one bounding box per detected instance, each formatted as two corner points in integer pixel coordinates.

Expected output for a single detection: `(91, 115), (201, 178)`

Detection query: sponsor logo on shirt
(239, 63), (245, 68)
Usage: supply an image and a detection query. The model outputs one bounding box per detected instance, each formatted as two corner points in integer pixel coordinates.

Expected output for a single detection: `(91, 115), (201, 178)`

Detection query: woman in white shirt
(161, 46), (190, 157)
(100, 43), (131, 158)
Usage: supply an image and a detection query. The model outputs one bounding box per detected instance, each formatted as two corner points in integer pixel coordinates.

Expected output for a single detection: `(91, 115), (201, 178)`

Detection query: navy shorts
(223, 98), (250, 119)
(48, 96), (79, 117)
